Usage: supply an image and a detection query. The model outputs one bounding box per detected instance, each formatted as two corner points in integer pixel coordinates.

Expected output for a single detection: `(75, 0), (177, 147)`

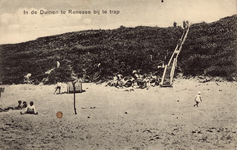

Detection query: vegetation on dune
(0, 15), (236, 84)
(180, 15), (237, 78)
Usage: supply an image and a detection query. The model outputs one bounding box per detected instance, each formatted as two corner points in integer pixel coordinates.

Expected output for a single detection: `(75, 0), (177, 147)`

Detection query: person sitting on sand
(20, 101), (38, 115)
(145, 76), (152, 90)
(1, 100), (23, 112)
(14, 100), (23, 110)
(0, 107), (4, 112)
(123, 76), (133, 88)
(194, 91), (202, 107)
(112, 74), (119, 87)
(22, 101), (27, 108)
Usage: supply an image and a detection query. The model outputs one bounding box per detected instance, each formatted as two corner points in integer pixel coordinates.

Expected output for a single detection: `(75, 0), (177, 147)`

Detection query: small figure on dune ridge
(20, 101), (38, 115)
(194, 91), (202, 107)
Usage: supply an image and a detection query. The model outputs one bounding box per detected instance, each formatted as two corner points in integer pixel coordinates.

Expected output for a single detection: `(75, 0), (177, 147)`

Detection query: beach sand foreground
(0, 79), (237, 150)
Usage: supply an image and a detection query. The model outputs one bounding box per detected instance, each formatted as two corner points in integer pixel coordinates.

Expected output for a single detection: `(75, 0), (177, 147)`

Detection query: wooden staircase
(160, 25), (190, 87)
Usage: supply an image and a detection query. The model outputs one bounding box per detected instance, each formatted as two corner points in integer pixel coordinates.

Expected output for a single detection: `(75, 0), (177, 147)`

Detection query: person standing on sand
(54, 82), (62, 94)
(194, 91), (202, 107)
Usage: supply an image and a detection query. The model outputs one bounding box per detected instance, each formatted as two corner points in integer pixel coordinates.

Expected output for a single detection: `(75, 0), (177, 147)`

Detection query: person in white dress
(194, 91), (202, 107)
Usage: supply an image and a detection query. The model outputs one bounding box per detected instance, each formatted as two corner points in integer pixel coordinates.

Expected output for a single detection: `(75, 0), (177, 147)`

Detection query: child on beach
(20, 101), (38, 115)
(194, 91), (202, 107)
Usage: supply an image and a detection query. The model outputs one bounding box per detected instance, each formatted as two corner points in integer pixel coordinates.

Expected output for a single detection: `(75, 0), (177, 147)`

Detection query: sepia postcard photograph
(0, 0), (236, 149)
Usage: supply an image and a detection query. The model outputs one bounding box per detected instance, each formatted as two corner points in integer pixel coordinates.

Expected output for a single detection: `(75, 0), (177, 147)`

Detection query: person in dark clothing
(1, 100), (25, 112)
(183, 20), (186, 29)
(22, 101), (27, 108)
(14, 100), (23, 110)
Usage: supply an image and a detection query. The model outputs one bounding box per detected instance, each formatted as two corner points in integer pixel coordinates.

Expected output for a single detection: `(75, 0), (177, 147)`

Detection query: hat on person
(198, 91), (201, 94)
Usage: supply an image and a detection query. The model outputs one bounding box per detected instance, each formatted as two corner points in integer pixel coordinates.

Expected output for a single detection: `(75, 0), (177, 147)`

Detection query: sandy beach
(0, 79), (237, 150)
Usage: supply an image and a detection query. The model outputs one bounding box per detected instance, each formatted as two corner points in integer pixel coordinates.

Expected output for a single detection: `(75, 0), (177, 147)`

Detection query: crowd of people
(106, 71), (161, 90)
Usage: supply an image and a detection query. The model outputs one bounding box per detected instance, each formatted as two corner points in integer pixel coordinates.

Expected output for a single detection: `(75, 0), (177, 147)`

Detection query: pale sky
(0, 0), (236, 44)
